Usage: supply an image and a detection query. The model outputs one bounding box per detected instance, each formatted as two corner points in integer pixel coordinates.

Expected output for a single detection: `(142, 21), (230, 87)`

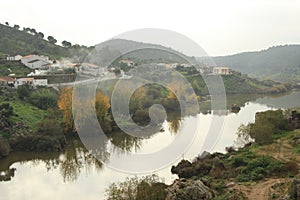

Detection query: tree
(62, 40), (72, 48)
(13, 24), (20, 30)
(29, 28), (37, 35)
(29, 88), (58, 110)
(47, 36), (57, 44)
(234, 123), (253, 147)
(37, 32), (44, 39)
(95, 90), (111, 132)
(58, 87), (74, 132)
(5, 22), (9, 26)
(58, 87), (111, 133)
(17, 84), (31, 100)
(38, 118), (63, 136)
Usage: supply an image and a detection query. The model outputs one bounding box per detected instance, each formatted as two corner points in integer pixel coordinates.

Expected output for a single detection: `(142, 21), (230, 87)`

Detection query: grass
(4, 99), (47, 132)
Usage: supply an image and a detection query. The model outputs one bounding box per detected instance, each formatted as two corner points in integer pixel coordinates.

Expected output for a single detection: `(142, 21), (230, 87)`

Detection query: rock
(290, 174), (300, 199)
(209, 157), (226, 178)
(199, 151), (210, 159)
(225, 182), (235, 188)
(166, 178), (213, 200)
(171, 160), (192, 175)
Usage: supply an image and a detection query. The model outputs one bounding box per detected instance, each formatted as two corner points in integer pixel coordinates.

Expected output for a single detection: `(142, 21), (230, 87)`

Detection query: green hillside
(87, 38), (200, 66)
(0, 23), (69, 59)
(198, 45), (300, 82)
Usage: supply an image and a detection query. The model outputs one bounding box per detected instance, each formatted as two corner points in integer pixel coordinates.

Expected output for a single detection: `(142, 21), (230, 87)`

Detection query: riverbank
(105, 109), (300, 199)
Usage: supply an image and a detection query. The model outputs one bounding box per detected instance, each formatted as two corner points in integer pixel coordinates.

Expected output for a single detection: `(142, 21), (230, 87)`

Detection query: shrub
(0, 135), (10, 158)
(38, 118), (63, 136)
(29, 88), (58, 110)
(237, 155), (285, 182)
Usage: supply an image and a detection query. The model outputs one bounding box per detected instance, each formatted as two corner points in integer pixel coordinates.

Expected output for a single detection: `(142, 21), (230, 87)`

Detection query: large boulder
(166, 178), (213, 200)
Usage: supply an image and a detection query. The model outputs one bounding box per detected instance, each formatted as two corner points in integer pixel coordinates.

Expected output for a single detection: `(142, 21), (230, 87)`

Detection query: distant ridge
(198, 45), (300, 82)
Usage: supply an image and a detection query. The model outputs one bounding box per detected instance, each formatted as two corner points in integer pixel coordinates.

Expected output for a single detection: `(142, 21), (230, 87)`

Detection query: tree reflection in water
(167, 112), (182, 134)
(0, 113), (184, 183)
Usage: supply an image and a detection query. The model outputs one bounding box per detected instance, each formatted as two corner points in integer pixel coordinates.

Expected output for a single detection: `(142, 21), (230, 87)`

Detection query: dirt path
(234, 178), (287, 200)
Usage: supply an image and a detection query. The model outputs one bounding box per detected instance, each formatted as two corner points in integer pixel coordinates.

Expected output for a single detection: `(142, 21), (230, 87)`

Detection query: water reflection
(1, 91), (300, 200)
(0, 139), (104, 183)
(167, 112), (182, 134)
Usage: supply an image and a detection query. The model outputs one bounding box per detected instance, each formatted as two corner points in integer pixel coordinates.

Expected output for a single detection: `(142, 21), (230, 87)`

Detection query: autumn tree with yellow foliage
(58, 87), (111, 134)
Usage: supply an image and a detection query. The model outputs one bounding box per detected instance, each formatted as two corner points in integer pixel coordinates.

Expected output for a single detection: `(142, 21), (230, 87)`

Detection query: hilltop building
(212, 67), (231, 75)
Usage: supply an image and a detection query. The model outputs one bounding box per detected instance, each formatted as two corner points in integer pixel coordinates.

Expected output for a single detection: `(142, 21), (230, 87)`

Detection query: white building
(119, 59), (134, 67)
(213, 67), (231, 75)
(78, 63), (107, 76)
(14, 78), (48, 88)
(0, 77), (15, 85)
(21, 55), (51, 69)
(6, 55), (22, 61)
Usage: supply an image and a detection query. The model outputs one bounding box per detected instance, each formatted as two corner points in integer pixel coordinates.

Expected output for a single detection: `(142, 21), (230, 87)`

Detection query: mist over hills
(198, 45), (300, 82)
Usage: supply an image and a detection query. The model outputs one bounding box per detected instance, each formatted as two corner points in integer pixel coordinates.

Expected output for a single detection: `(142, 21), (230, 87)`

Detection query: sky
(1, 0), (300, 56)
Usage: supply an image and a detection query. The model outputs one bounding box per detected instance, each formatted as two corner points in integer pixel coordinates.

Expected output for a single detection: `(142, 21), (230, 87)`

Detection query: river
(1, 91), (300, 200)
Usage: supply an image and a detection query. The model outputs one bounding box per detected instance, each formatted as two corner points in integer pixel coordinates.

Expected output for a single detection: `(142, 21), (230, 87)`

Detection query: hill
(198, 45), (300, 82)
(0, 23), (69, 59)
(85, 38), (200, 66)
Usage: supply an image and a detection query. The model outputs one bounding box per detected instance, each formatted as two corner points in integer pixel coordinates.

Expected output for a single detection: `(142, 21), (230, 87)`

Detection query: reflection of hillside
(199, 94), (261, 115)
(255, 91), (300, 109)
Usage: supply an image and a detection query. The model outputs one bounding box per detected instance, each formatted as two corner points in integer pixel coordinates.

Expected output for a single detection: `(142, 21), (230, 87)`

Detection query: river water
(1, 91), (300, 200)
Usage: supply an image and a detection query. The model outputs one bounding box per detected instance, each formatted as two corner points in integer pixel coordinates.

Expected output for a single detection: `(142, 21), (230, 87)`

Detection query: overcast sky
(1, 0), (300, 56)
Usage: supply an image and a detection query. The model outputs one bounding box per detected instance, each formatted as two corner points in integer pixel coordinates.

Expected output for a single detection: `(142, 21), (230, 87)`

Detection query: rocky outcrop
(290, 174), (300, 199)
(209, 157), (226, 178)
(166, 178), (213, 200)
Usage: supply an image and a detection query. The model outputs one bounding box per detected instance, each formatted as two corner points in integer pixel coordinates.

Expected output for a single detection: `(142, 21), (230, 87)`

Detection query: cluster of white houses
(6, 54), (51, 69)
(0, 77), (47, 88)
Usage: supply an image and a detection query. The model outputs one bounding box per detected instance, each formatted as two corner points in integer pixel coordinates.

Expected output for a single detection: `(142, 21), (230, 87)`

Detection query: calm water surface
(1, 91), (300, 200)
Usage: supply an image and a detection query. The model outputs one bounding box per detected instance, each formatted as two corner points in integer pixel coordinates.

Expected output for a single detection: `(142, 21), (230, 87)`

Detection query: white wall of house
(14, 78), (34, 87)
(14, 78), (48, 87)
(213, 67), (230, 75)
(34, 79), (48, 87)
(6, 55), (22, 61)
(14, 55), (23, 61)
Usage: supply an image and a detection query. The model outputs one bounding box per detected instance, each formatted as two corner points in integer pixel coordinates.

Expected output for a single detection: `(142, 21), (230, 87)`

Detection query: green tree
(235, 123), (253, 147)
(13, 24), (20, 30)
(62, 40), (72, 48)
(37, 32), (44, 39)
(17, 84), (31, 100)
(47, 36), (57, 44)
(29, 88), (58, 110)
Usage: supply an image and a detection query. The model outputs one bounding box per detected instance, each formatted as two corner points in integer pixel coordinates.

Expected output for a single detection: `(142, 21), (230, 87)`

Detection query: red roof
(0, 77), (15, 82)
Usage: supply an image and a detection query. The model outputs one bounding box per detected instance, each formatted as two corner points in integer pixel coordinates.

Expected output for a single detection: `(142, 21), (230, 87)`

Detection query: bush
(29, 88), (58, 110)
(237, 155), (285, 182)
(0, 135), (10, 158)
(38, 118), (63, 136)
(17, 84), (31, 100)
